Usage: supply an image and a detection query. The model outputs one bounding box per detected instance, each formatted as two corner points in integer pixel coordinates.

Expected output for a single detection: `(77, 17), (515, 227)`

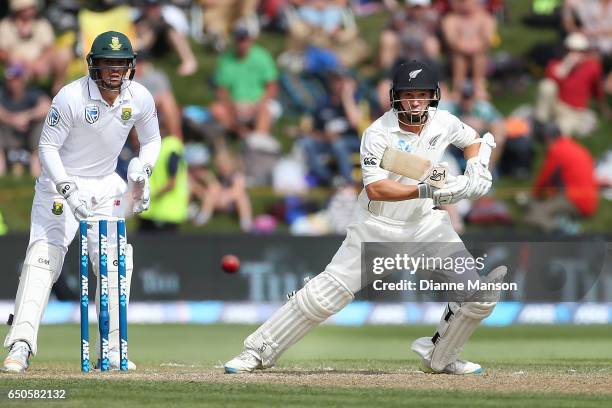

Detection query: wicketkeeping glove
(464, 157), (492, 199)
(127, 157), (152, 214)
(56, 181), (93, 221)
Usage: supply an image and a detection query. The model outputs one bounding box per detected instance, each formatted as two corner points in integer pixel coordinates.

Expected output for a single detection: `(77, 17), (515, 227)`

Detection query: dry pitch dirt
(14, 366), (612, 395)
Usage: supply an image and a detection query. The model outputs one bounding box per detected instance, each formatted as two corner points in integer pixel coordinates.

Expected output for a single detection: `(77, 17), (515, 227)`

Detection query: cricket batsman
(2, 31), (161, 372)
(225, 60), (506, 375)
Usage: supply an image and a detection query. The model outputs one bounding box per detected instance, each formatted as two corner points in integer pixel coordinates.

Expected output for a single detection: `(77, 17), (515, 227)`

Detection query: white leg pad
(428, 266), (507, 371)
(4, 242), (63, 355)
(244, 272), (354, 367)
(428, 301), (495, 371)
(93, 244), (133, 355)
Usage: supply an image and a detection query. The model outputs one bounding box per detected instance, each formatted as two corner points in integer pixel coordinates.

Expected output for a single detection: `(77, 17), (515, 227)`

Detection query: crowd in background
(0, 0), (610, 235)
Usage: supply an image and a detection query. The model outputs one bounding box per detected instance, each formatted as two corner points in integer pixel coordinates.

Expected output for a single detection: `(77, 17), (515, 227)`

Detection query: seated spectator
(379, 0), (441, 72)
(563, 0), (612, 94)
(285, 0), (370, 68)
(209, 24), (280, 149)
(134, 53), (183, 139)
(300, 68), (362, 186)
(0, 63), (51, 177)
(201, 0), (259, 52)
(139, 133), (189, 233)
(442, 0), (496, 98)
(0, 0), (65, 91)
(534, 32), (608, 138)
(525, 123), (598, 232)
(135, 0), (198, 76)
(188, 147), (253, 232)
(441, 80), (506, 168)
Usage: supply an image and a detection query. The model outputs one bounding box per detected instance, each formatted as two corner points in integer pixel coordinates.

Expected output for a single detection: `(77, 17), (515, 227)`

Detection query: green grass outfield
(0, 324), (611, 407)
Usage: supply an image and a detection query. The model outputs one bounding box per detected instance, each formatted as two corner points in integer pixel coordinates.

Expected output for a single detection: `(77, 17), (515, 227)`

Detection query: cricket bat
(380, 148), (448, 188)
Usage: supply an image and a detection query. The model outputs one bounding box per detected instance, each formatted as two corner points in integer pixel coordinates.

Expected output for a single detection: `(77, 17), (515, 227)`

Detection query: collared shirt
(358, 109), (476, 222)
(39, 76), (159, 179)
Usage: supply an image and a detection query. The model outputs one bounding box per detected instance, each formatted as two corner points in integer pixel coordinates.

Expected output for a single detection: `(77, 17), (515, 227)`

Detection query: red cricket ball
(221, 254), (240, 274)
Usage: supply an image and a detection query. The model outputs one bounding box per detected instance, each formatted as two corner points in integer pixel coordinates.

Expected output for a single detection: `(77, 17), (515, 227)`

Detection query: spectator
(0, 0), (65, 91)
(285, 0), (370, 68)
(210, 24), (280, 149)
(526, 123), (598, 231)
(300, 68), (362, 186)
(442, 80), (506, 169)
(135, 0), (198, 76)
(201, 0), (259, 52)
(534, 32), (608, 137)
(189, 147), (254, 232)
(134, 53), (183, 139)
(379, 0), (441, 72)
(139, 133), (189, 232)
(563, 0), (612, 93)
(0, 63), (51, 177)
(442, 0), (496, 98)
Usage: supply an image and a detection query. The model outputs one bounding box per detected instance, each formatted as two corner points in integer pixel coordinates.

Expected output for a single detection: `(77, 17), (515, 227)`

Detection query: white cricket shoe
(411, 337), (482, 375)
(3, 341), (31, 373)
(224, 350), (263, 374)
(419, 357), (482, 375)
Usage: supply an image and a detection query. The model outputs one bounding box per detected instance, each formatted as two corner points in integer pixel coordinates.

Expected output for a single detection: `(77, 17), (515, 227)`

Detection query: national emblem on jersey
(121, 107), (132, 121)
(85, 104), (99, 124)
(51, 201), (63, 215)
(46, 106), (60, 127)
(109, 36), (122, 51)
(427, 134), (441, 149)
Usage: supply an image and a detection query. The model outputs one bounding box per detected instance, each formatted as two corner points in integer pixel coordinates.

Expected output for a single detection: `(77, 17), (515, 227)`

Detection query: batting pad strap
(4, 242), (63, 355)
(244, 272), (354, 367)
(430, 301), (496, 372)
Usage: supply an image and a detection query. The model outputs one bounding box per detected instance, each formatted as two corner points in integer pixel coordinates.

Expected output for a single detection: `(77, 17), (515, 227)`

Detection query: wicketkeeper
(3, 31), (161, 372)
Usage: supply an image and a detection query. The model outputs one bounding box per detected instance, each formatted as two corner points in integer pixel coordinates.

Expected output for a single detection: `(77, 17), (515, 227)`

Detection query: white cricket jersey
(358, 109), (477, 222)
(39, 76), (160, 181)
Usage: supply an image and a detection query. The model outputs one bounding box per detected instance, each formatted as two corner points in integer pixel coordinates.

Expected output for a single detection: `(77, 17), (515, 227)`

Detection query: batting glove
(432, 175), (470, 205)
(464, 157), (492, 199)
(127, 158), (152, 214)
(56, 181), (93, 221)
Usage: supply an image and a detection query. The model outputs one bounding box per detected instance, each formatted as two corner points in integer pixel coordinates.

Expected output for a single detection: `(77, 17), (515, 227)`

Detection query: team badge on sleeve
(85, 104), (99, 124)
(121, 107), (132, 121)
(46, 107), (60, 127)
(51, 201), (64, 215)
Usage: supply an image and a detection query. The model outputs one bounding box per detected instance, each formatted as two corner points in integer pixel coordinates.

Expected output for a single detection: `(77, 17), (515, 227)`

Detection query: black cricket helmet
(86, 31), (136, 91)
(390, 60), (440, 124)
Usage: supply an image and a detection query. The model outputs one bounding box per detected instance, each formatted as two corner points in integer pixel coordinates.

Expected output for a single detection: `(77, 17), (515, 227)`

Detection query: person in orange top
(527, 123), (598, 231)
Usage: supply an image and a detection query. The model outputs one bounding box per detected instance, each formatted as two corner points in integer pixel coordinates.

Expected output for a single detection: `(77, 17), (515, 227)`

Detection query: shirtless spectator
(442, 0), (496, 98)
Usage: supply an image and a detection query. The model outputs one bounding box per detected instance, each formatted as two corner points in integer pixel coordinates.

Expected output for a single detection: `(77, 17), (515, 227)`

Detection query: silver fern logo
(408, 69), (422, 81)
